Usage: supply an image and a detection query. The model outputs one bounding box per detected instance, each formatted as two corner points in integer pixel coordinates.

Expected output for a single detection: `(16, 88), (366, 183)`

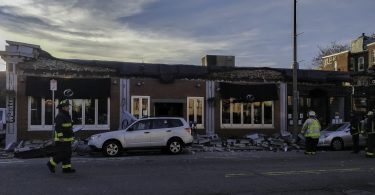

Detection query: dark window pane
(264, 101), (273, 124)
(222, 99), (230, 124)
(98, 98), (108, 124)
(233, 103), (241, 124)
(45, 99), (53, 125)
(72, 99), (82, 125)
(243, 103), (252, 124)
(85, 99), (95, 125)
(31, 97), (41, 125)
(168, 119), (183, 127)
(132, 120), (151, 131)
(254, 102), (262, 124)
(152, 119), (169, 129)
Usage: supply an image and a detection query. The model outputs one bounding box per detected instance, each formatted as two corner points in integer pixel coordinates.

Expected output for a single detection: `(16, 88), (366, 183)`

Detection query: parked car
(318, 122), (366, 151)
(88, 117), (193, 157)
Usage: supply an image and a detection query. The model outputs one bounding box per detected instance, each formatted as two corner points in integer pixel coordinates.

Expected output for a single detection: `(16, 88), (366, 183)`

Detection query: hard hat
(57, 99), (70, 109)
(308, 111), (316, 117)
(367, 111), (374, 116)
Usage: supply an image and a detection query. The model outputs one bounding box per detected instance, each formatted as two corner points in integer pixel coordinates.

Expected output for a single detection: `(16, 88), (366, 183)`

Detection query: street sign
(50, 79), (57, 91)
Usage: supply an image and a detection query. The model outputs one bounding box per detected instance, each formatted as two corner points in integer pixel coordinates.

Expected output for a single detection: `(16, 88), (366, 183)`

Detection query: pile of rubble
(189, 133), (304, 153)
(8, 139), (90, 159)
(4, 133), (306, 158)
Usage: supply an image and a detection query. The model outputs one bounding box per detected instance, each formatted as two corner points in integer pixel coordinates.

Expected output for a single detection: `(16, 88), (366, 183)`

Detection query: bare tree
(311, 41), (349, 69)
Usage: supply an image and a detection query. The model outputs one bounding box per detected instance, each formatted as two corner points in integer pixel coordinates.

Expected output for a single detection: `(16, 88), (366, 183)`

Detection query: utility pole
(292, 0), (299, 135)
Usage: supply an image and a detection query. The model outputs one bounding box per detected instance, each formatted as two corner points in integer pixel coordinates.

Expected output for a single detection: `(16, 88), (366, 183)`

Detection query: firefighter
(46, 99), (76, 173)
(365, 111), (375, 158)
(349, 111), (361, 154)
(301, 111), (321, 155)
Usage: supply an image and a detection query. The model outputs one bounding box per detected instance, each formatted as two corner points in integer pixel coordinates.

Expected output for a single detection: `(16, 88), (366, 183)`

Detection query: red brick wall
(322, 52), (349, 71)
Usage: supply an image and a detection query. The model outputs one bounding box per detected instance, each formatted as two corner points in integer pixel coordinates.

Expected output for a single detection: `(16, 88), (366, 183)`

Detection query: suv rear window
(168, 119), (183, 128)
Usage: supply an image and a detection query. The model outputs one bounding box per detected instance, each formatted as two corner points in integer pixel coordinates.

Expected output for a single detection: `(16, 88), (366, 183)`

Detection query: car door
(124, 119), (152, 148)
(341, 123), (353, 146)
(149, 119), (173, 146)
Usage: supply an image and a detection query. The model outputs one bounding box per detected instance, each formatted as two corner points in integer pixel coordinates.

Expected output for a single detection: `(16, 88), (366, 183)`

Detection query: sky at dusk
(0, 0), (374, 71)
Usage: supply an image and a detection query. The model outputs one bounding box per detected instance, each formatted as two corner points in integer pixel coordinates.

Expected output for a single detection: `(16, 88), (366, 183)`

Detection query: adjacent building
(321, 33), (375, 113)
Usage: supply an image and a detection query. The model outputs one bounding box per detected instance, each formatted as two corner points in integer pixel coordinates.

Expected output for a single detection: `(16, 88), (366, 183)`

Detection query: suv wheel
(167, 139), (183, 154)
(103, 140), (122, 157)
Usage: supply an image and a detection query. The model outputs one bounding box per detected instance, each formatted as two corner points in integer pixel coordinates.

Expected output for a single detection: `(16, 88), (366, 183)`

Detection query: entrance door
(154, 103), (183, 117)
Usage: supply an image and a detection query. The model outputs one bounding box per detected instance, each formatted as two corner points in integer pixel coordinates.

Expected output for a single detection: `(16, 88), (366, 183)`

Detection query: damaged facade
(0, 41), (352, 145)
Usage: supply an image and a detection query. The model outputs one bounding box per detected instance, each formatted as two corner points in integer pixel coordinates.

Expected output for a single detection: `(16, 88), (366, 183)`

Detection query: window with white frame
(70, 98), (110, 128)
(349, 58), (355, 71)
(220, 99), (274, 128)
(29, 97), (56, 128)
(358, 57), (365, 71)
(131, 96), (150, 119)
(28, 97), (110, 131)
(187, 97), (204, 128)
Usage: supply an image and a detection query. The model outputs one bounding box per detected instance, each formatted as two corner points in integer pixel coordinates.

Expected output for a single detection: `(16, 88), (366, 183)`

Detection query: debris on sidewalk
(13, 139), (55, 159)
(189, 132), (305, 153)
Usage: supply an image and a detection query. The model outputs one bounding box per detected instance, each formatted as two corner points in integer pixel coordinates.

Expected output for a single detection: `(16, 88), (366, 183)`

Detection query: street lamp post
(292, 0), (299, 135)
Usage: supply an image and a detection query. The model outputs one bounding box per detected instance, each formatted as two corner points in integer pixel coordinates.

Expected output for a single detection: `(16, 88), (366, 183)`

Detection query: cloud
(0, 0), (374, 69)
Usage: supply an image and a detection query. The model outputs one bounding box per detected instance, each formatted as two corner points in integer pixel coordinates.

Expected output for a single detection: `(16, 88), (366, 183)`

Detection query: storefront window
(253, 102), (262, 124)
(31, 97), (41, 125)
(221, 99), (230, 124)
(72, 99), (83, 125)
(187, 97), (204, 128)
(98, 98), (108, 124)
(243, 103), (252, 124)
(233, 103), (241, 124)
(264, 101), (273, 124)
(221, 99), (273, 128)
(45, 99), (53, 125)
(131, 96), (150, 119)
(85, 99), (95, 125)
(28, 97), (110, 131)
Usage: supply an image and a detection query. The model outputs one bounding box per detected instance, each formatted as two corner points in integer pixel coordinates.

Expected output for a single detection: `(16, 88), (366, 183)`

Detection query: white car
(88, 117), (193, 156)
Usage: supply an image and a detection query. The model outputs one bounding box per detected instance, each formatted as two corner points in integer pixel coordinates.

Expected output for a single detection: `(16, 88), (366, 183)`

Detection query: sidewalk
(0, 149), (13, 159)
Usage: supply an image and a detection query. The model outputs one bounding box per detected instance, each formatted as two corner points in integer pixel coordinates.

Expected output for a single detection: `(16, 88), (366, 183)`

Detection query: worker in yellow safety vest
(301, 110), (321, 155)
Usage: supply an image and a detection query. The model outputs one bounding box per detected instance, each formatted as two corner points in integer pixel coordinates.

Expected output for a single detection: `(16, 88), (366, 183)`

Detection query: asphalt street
(0, 150), (375, 195)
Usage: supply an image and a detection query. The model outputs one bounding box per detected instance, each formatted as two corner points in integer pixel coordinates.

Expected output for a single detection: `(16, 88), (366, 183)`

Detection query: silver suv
(88, 117), (193, 156)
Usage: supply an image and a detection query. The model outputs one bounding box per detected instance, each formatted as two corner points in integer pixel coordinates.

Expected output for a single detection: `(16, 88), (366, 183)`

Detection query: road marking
(225, 167), (369, 178)
(0, 160), (25, 164)
(264, 168), (361, 176)
(225, 173), (255, 178)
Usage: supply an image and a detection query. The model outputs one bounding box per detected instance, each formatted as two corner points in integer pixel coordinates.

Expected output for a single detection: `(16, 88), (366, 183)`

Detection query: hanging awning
(25, 77), (111, 99)
(219, 83), (278, 102)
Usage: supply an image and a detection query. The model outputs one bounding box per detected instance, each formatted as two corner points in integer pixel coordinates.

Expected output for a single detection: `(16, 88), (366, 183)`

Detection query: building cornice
(322, 50), (349, 59)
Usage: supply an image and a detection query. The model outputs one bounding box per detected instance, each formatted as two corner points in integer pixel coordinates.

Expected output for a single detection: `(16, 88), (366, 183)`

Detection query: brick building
(321, 33), (375, 113)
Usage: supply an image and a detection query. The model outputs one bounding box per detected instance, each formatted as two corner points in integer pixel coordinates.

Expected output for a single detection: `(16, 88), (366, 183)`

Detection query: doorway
(154, 103), (183, 117)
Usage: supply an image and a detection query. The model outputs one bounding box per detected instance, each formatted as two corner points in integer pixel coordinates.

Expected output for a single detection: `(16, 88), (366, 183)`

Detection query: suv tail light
(185, 128), (192, 134)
